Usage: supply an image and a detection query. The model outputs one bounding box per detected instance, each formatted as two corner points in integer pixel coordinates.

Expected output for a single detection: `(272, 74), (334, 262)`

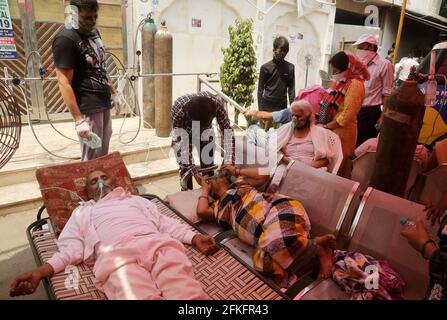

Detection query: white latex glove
(75, 120), (91, 139)
(112, 94), (124, 115)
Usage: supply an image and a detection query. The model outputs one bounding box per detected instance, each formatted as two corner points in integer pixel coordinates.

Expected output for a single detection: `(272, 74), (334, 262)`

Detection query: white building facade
(124, 0), (337, 108)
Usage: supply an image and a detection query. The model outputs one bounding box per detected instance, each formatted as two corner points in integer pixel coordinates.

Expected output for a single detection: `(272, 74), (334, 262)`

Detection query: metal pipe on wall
(393, 0), (407, 66)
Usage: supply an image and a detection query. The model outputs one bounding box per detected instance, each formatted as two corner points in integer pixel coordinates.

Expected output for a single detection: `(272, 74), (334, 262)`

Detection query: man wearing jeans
(53, 0), (123, 161)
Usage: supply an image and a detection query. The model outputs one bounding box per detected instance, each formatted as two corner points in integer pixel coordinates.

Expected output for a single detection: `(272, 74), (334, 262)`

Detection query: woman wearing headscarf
(318, 51), (370, 159)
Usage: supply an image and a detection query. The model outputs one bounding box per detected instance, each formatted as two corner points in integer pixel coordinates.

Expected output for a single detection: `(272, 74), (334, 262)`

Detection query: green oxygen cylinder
(141, 17), (157, 128)
(154, 20), (173, 137)
(370, 69), (425, 197)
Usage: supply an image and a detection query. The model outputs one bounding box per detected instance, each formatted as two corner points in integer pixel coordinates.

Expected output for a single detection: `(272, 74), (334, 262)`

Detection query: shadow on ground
(0, 247), (47, 300)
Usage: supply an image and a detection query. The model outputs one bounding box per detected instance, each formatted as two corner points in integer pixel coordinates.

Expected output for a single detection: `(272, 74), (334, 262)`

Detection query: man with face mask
(52, 0), (124, 161)
(353, 34), (394, 147)
(268, 100), (343, 192)
(257, 36), (295, 117)
(10, 170), (218, 300)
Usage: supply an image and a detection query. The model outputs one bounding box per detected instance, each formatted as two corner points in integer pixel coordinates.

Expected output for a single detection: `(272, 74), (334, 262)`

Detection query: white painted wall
(380, 0), (442, 16)
(332, 24), (380, 54)
(130, 0), (334, 109)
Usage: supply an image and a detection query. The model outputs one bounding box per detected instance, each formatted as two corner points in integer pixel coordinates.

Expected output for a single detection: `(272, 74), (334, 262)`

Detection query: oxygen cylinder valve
(38, 66), (46, 79)
(11, 74), (21, 86)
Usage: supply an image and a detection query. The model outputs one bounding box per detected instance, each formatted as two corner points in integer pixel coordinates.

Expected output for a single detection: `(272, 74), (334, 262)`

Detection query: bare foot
(316, 245), (334, 279)
(314, 234), (336, 249)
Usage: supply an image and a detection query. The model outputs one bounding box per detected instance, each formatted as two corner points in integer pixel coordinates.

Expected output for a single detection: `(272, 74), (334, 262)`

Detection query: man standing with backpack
(53, 0), (123, 161)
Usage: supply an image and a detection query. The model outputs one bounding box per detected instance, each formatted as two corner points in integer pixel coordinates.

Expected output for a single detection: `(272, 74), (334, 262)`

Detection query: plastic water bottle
(400, 217), (416, 230)
(83, 132), (102, 149)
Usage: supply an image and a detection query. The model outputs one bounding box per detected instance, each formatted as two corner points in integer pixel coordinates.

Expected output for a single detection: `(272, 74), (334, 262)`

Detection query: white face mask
(357, 49), (376, 64)
(331, 70), (347, 82)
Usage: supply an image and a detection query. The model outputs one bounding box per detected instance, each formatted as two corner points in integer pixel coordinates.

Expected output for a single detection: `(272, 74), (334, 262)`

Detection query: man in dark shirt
(52, 0), (123, 161)
(171, 92), (235, 190)
(257, 36), (295, 113)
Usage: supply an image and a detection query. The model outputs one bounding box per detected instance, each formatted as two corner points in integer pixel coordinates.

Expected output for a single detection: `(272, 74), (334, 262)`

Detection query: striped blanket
(211, 181), (317, 287)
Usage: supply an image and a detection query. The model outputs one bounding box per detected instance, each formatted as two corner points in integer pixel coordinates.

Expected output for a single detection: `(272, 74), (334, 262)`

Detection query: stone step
(0, 157), (181, 218)
(0, 143), (172, 188)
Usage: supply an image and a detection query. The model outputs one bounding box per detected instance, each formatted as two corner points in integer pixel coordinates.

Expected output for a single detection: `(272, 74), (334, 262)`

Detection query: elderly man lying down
(196, 165), (335, 287)
(10, 170), (218, 300)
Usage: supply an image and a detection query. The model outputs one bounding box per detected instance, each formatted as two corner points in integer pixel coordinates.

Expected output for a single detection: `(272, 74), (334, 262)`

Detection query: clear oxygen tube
(39, 187), (86, 202)
(97, 178), (106, 200)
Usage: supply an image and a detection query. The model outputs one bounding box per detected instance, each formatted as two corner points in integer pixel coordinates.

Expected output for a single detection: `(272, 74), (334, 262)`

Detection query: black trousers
(356, 105), (382, 148)
(178, 133), (215, 190)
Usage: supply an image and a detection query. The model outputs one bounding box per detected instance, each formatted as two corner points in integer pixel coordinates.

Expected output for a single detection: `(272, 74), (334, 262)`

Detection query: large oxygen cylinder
(142, 18), (157, 128)
(370, 71), (425, 197)
(154, 20), (173, 137)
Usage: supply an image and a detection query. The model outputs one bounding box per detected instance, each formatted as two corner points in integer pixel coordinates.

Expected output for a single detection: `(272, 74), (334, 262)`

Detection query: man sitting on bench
(269, 100), (341, 192)
(10, 170), (218, 300)
(196, 165), (336, 288)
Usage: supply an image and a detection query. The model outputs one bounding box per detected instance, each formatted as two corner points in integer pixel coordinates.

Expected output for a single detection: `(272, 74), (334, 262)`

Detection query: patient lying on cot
(10, 170), (218, 300)
(196, 165), (335, 287)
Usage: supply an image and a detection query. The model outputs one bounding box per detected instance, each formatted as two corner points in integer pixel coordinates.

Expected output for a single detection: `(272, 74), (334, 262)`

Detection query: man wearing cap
(353, 34), (394, 147)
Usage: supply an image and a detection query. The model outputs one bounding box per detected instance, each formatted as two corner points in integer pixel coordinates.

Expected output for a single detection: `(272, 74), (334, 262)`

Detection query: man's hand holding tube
(75, 119), (91, 139)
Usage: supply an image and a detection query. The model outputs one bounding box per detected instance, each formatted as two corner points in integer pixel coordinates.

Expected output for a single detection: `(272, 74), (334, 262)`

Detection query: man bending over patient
(11, 170), (218, 300)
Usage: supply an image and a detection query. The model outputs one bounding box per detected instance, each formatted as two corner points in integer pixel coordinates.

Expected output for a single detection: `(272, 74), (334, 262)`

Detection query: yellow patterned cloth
(211, 180), (317, 286)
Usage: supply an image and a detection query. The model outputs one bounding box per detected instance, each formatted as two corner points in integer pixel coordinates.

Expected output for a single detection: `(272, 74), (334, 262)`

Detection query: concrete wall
(132, 0), (334, 110)
(381, 0), (442, 16)
(339, 0), (443, 17)
(332, 23), (380, 54)
(261, 2), (335, 94)
(135, 0), (254, 104)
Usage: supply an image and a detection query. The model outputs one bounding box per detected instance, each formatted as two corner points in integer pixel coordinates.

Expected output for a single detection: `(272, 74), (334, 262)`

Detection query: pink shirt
(355, 138), (429, 169)
(47, 187), (196, 273)
(363, 54), (394, 106)
(283, 134), (315, 165)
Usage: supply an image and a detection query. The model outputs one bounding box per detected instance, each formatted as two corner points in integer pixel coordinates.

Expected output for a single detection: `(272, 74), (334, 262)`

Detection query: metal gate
(38, 22), (64, 116)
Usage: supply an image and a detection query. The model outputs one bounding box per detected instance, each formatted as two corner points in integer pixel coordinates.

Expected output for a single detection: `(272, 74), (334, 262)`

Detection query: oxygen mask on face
(207, 169), (237, 183)
(207, 170), (227, 180)
(97, 177), (106, 199)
